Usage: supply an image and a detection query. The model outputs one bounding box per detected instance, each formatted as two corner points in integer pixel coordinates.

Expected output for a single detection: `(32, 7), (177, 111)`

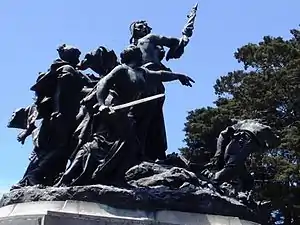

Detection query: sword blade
(111, 93), (165, 111)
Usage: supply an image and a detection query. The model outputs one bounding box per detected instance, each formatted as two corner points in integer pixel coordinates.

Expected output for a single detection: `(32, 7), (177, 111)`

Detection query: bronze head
(57, 44), (81, 66)
(129, 20), (152, 44)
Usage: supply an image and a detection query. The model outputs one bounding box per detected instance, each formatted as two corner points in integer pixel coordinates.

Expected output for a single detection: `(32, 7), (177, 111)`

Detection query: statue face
(134, 22), (151, 37)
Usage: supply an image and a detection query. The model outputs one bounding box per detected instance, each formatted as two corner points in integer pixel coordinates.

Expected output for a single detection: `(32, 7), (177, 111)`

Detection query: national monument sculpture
(1, 4), (278, 225)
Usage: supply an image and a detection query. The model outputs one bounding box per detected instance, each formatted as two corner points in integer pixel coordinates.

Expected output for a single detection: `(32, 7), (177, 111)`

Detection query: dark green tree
(180, 27), (300, 224)
(180, 107), (233, 165)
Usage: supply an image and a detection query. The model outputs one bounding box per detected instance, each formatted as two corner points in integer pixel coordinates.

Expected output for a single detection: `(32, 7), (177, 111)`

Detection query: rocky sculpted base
(0, 162), (258, 223)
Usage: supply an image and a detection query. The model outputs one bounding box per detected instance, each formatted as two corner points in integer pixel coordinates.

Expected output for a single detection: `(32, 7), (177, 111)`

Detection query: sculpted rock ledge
(0, 183), (256, 222)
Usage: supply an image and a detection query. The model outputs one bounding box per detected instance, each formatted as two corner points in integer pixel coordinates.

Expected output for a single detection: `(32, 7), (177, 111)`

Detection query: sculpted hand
(17, 131), (27, 145)
(93, 104), (113, 116)
(50, 112), (62, 121)
(178, 75), (195, 87)
(99, 104), (111, 113)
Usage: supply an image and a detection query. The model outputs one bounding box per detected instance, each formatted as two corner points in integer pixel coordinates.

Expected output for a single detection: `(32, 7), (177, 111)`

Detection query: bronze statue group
(8, 20), (196, 189)
(8, 12), (281, 196)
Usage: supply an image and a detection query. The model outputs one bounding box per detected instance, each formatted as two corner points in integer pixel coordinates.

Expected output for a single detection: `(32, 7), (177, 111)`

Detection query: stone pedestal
(0, 201), (260, 225)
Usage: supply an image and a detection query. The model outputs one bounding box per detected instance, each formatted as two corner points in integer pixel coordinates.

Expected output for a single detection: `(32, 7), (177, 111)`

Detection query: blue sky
(0, 0), (299, 190)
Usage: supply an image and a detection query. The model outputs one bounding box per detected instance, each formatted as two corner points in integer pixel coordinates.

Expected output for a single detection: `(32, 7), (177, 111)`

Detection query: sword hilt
(108, 106), (116, 115)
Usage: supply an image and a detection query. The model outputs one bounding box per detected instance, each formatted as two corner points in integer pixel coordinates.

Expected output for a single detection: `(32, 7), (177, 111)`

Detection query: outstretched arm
(143, 68), (195, 87)
(147, 34), (180, 49)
